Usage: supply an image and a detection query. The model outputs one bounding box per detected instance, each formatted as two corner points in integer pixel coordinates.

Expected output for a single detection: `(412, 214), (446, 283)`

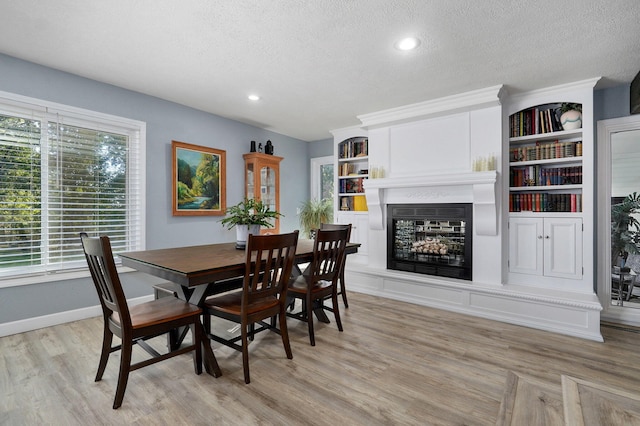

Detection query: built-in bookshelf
(337, 136), (368, 211)
(508, 106), (583, 214)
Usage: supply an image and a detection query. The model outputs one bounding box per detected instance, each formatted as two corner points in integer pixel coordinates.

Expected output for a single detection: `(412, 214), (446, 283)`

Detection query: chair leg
(332, 292), (343, 332)
(190, 323), (203, 375)
(249, 322), (255, 341)
(339, 271), (349, 308)
(95, 323), (113, 382)
(241, 324), (251, 384)
(306, 294), (315, 346)
(113, 340), (133, 409)
(279, 309), (293, 359)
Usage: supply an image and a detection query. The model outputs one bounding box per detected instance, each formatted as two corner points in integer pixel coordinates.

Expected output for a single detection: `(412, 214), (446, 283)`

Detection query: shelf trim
(509, 128), (582, 143)
(338, 155), (368, 162)
(338, 174), (369, 179)
(509, 156), (582, 166)
(509, 184), (582, 191)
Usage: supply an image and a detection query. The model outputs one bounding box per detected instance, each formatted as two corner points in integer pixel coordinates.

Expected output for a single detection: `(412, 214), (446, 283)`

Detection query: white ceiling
(1, 0), (639, 141)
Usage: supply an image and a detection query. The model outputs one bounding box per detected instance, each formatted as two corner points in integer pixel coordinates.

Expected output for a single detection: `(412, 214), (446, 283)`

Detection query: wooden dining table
(119, 239), (359, 377)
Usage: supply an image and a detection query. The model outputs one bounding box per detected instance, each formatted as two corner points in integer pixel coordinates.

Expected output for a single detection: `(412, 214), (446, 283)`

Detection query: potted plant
(611, 192), (640, 264)
(221, 198), (282, 249)
(559, 103), (582, 130)
(299, 198), (333, 238)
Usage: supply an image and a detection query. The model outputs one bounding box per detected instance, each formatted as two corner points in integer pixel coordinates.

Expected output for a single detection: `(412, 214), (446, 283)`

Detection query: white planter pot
(235, 224), (261, 249)
(560, 110), (582, 130)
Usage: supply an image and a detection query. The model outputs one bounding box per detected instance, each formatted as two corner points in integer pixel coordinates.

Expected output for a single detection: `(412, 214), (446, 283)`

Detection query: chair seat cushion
(111, 297), (201, 329)
(204, 290), (279, 315)
(288, 275), (332, 294)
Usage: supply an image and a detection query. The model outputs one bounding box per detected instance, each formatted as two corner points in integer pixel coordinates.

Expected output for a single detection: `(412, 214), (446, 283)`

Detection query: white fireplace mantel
(363, 170), (498, 236)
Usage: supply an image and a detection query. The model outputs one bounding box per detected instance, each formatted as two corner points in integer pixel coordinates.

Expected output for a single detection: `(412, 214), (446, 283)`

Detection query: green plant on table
(220, 198), (282, 229)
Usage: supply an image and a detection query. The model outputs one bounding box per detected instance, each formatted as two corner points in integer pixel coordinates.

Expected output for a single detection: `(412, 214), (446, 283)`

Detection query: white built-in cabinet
(505, 78), (598, 293)
(335, 211), (368, 256)
(509, 217), (583, 280)
(331, 126), (369, 261)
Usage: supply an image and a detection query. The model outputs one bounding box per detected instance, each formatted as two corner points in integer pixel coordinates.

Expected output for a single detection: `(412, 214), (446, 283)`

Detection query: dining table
(119, 238), (359, 377)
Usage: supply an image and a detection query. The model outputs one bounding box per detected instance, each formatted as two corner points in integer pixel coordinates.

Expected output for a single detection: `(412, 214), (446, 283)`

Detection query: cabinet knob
(538, 235), (543, 239)
(545, 235), (550, 239)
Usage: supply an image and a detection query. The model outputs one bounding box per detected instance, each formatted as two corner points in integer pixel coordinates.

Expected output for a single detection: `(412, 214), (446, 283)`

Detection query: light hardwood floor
(1, 292), (639, 425)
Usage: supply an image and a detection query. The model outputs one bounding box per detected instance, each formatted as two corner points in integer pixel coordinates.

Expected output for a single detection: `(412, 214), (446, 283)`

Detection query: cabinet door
(509, 217), (543, 275)
(543, 218), (583, 279)
(336, 212), (368, 256)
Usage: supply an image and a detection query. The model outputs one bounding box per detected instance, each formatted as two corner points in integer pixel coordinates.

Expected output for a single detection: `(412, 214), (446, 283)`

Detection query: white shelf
(509, 156), (582, 166)
(338, 155), (368, 162)
(509, 129), (582, 143)
(509, 184), (581, 191)
(339, 174), (369, 179)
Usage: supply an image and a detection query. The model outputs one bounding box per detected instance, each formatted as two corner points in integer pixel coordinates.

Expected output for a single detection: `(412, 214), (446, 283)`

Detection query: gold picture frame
(172, 140), (226, 216)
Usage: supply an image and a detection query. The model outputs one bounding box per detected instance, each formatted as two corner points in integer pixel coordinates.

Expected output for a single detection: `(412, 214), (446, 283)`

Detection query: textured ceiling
(0, 0), (639, 141)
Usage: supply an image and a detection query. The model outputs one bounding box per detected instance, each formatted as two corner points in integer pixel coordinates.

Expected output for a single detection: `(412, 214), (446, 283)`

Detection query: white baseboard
(0, 295), (154, 338)
(345, 265), (604, 342)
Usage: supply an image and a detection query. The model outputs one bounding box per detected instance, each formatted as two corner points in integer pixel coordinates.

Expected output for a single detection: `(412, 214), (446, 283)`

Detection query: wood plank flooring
(1, 292), (640, 425)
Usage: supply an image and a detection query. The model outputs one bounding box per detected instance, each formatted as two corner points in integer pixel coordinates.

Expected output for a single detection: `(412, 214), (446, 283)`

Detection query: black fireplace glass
(387, 203), (472, 280)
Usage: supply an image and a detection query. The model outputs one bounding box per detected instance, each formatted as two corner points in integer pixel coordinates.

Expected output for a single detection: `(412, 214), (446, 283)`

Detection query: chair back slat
(310, 228), (349, 283)
(243, 231), (299, 308)
(80, 232), (131, 327)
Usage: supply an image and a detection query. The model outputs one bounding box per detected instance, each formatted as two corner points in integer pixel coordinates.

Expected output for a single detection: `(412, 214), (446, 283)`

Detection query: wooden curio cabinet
(243, 152), (283, 234)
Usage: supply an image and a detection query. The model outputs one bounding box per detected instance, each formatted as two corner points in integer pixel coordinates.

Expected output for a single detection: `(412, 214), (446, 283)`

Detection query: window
(0, 91), (145, 285)
(310, 155), (334, 205)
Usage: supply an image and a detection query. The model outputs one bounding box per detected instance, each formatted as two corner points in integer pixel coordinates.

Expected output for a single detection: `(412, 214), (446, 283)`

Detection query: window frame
(0, 90), (146, 288)
(310, 155), (334, 202)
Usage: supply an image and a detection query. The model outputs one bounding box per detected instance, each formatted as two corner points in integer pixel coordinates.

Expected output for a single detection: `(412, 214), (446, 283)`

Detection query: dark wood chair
(80, 232), (204, 409)
(320, 223), (352, 308)
(203, 230), (299, 384)
(287, 227), (349, 346)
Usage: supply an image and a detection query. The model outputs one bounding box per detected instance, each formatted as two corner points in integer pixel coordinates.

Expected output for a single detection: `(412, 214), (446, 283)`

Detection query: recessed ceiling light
(395, 37), (421, 51)
(248, 94), (260, 101)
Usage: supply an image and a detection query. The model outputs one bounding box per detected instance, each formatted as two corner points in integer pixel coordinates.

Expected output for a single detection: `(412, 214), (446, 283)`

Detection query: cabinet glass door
(261, 166), (277, 227)
(246, 163), (254, 200)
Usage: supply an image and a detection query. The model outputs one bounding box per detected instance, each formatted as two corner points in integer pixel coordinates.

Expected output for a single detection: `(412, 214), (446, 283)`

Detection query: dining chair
(203, 230), (299, 384)
(80, 232), (204, 409)
(287, 227), (349, 346)
(320, 223), (352, 308)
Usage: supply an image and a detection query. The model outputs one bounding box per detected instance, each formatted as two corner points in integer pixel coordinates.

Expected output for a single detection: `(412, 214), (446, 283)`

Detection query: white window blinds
(0, 92), (145, 282)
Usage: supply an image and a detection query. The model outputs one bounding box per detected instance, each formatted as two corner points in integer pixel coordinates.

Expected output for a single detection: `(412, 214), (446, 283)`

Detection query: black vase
(250, 140), (256, 152)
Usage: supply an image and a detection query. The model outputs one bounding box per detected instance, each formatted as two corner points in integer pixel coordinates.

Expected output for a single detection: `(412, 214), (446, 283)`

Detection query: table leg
(312, 300), (330, 323)
(200, 323), (222, 377)
(173, 283), (223, 377)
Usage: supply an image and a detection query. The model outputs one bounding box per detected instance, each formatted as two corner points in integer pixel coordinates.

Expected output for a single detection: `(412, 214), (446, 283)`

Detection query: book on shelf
(510, 140), (582, 162)
(339, 177), (365, 194)
(353, 195), (368, 211)
(339, 138), (368, 159)
(510, 165), (582, 187)
(509, 193), (582, 213)
(510, 105), (570, 137)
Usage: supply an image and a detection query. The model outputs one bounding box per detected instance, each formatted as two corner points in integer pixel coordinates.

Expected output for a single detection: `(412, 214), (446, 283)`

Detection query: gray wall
(309, 137), (334, 158)
(595, 84), (631, 122)
(0, 54), (312, 323)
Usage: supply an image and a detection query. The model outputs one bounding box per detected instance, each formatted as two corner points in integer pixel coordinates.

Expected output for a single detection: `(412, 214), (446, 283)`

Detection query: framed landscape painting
(172, 140), (226, 216)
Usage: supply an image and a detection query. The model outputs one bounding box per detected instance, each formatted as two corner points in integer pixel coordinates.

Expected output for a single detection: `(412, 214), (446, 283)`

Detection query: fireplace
(387, 203), (473, 280)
